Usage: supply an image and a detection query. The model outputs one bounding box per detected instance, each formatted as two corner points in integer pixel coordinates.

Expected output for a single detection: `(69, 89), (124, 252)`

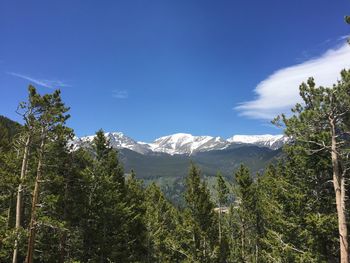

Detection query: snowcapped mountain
(72, 132), (151, 154)
(227, 134), (289, 150)
(73, 132), (287, 155)
(147, 133), (228, 155)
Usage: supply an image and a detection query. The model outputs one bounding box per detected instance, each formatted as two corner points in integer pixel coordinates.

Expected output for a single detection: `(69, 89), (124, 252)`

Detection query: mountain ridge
(73, 132), (288, 155)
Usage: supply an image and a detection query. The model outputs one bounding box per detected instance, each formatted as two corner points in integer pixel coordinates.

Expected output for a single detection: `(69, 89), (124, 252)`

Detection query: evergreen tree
(274, 69), (350, 262)
(93, 129), (112, 161)
(11, 86), (38, 263)
(125, 170), (148, 262)
(231, 164), (257, 262)
(32, 125), (75, 263)
(145, 183), (185, 262)
(256, 163), (311, 262)
(215, 172), (228, 244)
(256, 158), (338, 262)
(184, 163), (218, 263)
(25, 88), (70, 263)
(215, 171), (230, 263)
(0, 147), (22, 262)
(81, 130), (129, 262)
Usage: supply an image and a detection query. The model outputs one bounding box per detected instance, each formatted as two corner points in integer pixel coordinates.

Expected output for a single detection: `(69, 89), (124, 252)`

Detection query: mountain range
(73, 132), (288, 155)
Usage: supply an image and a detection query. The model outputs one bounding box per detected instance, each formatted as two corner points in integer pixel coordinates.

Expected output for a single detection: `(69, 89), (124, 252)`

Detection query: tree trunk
(241, 219), (245, 262)
(59, 231), (67, 263)
(203, 236), (207, 262)
(12, 135), (31, 263)
(218, 202), (222, 245)
(100, 223), (106, 263)
(25, 131), (45, 263)
(59, 167), (70, 263)
(330, 119), (349, 263)
(7, 192), (13, 228)
(192, 226), (197, 261)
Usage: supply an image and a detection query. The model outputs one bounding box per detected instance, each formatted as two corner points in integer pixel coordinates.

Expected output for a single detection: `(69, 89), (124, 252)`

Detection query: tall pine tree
(274, 69), (350, 262)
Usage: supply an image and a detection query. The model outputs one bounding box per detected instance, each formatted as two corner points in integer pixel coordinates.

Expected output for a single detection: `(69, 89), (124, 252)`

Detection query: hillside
(0, 115), (22, 150)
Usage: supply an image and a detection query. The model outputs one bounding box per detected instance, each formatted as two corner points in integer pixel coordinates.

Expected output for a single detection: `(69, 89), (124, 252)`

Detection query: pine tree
(32, 125), (75, 263)
(0, 146), (22, 262)
(81, 130), (130, 262)
(125, 169), (148, 262)
(11, 86), (38, 263)
(255, 163), (305, 262)
(256, 157), (338, 262)
(93, 129), (111, 161)
(145, 183), (185, 262)
(184, 163), (217, 263)
(232, 164), (257, 262)
(25, 87), (70, 263)
(274, 69), (350, 262)
(215, 171), (228, 245)
(214, 172), (230, 263)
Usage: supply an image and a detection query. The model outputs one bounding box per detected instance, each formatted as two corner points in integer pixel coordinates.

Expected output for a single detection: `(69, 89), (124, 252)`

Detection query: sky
(1, 0), (350, 142)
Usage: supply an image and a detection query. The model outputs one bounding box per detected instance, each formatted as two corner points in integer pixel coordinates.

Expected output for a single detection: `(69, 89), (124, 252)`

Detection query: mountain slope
(74, 132), (287, 154)
(227, 134), (289, 150)
(0, 115), (22, 151)
(73, 132), (152, 154)
(119, 145), (281, 180)
(118, 145), (282, 204)
(147, 133), (228, 155)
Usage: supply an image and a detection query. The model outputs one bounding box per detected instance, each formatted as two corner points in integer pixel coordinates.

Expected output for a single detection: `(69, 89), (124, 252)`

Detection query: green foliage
(93, 129), (111, 161)
(272, 70), (350, 262)
(215, 171), (229, 207)
(124, 170), (148, 261)
(229, 164), (258, 262)
(145, 183), (185, 262)
(184, 163), (218, 263)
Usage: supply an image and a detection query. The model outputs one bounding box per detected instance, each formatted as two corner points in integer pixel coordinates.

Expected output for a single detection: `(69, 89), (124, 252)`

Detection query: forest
(0, 69), (349, 263)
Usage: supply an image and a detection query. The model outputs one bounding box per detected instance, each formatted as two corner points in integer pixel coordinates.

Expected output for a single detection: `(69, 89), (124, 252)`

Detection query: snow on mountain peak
(227, 134), (287, 150)
(73, 131), (151, 154)
(73, 132), (287, 155)
(148, 133), (227, 155)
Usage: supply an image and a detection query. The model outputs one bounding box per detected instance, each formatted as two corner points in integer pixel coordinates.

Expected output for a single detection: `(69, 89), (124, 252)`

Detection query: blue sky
(1, 0), (350, 141)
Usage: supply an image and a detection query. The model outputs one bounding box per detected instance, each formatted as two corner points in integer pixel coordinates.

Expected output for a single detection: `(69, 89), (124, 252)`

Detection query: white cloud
(236, 43), (350, 120)
(112, 89), (128, 99)
(7, 72), (71, 89)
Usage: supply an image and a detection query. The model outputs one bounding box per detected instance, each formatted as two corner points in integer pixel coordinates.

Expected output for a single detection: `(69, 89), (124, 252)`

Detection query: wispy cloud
(112, 89), (128, 99)
(235, 42), (350, 120)
(338, 35), (350, 41)
(7, 72), (72, 89)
